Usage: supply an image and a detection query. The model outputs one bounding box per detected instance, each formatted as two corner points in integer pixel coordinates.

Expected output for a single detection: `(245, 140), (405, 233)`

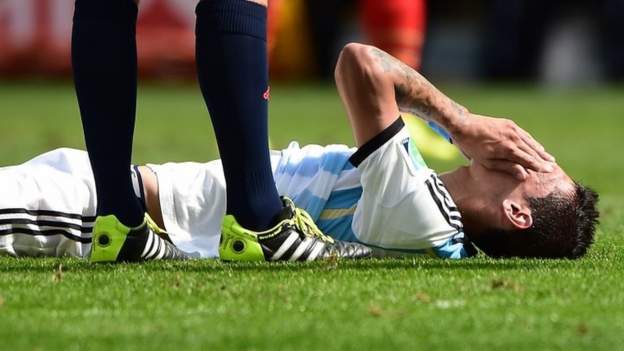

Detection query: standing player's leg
(72, 0), (142, 228)
(195, 0), (372, 261)
(195, 0), (281, 232)
(72, 0), (188, 262)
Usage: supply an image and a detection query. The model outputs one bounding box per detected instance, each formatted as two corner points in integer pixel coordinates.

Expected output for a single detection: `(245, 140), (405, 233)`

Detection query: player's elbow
(335, 43), (368, 80)
(335, 43), (387, 89)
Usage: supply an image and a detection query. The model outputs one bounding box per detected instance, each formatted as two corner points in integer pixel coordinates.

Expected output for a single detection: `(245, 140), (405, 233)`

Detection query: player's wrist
(442, 102), (470, 139)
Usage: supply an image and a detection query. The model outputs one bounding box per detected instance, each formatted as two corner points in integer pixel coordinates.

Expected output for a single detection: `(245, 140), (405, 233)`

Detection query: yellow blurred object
(403, 114), (459, 161)
(269, 0), (314, 78)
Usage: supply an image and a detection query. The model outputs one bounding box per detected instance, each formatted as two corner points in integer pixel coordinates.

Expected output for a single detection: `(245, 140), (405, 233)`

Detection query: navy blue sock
(195, 0), (283, 231)
(72, 0), (143, 227)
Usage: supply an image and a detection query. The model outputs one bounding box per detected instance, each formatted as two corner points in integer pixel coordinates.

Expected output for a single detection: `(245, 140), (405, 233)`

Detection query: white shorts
(1, 149), (99, 257)
(0, 148), (278, 259)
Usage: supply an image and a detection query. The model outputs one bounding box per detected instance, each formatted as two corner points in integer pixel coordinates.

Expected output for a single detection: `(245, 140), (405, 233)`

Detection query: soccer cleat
(90, 213), (190, 262)
(219, 197), (372, 262)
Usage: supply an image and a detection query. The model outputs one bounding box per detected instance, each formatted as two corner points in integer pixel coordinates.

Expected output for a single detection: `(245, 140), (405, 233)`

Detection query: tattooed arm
(334, 43), (555, 179)
(367, 45), (470, 136)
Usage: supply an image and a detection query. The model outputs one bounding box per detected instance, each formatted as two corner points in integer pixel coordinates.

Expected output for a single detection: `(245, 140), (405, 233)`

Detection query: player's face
(469, 161), (574, 202)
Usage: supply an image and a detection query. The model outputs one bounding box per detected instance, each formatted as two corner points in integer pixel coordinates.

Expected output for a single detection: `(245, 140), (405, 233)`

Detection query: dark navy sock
(195, 0), (283, 231)
(72, 0), (144, 227)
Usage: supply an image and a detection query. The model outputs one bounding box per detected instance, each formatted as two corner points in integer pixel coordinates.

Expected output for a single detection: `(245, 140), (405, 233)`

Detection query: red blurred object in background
(0, 0), (426, 79)
(0, 0), (71, 77)
(134, 0), (195, 78)
(361, 0), (426, 69)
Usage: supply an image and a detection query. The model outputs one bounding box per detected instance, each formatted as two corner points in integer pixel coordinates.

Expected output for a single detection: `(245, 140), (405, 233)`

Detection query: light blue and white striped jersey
(274, 142), (362, 242)
(272, 141), (476, 259)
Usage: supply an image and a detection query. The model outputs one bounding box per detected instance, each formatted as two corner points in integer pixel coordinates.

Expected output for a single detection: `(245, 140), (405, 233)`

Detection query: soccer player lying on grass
(0, 43), (598, 261)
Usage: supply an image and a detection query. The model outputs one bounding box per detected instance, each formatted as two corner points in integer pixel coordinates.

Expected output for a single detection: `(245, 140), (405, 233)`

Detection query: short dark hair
(471, 182), (599, 259)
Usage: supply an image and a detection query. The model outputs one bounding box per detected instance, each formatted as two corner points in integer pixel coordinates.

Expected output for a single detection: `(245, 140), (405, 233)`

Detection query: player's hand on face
(451, 114), (556, 181)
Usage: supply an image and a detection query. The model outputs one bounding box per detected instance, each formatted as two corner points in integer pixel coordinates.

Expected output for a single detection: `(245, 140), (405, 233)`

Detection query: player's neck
(439, 166), (472, 208)
(439, 166), (487, 234)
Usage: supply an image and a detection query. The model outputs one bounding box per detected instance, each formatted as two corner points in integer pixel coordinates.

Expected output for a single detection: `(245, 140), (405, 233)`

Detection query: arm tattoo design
(367, 46), (467, 128)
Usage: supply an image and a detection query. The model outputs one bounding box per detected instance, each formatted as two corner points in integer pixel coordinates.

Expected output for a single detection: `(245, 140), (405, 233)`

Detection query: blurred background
(1, 0), (623, 83)
(0, 0), (622, 197)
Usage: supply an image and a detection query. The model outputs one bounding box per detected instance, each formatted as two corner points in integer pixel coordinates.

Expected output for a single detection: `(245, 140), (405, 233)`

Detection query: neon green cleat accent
(90, 215), (132, 263)
(219, 215), (266, 261)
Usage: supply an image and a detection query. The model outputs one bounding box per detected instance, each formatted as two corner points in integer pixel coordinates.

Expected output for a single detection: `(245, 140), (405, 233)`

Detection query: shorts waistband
(131, 165), (147, 212)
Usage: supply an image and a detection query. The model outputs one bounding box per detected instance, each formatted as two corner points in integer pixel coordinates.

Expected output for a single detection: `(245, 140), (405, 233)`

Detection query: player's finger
(484, 160), (528, 180)
(503, 146), (552, 173)
(518, 129), (556, 162)
(516, 141), (555, 173)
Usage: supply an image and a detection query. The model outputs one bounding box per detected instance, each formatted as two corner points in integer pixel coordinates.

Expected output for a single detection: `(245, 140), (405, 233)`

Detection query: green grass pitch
(0, 81), (623, 350)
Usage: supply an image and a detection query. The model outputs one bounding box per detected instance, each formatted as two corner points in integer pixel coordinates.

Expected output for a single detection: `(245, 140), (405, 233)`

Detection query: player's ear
(502, 199), (533, 230)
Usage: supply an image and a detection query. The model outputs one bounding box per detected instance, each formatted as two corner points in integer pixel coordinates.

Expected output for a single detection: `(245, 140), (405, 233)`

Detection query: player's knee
(335, 43), (386, 89)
